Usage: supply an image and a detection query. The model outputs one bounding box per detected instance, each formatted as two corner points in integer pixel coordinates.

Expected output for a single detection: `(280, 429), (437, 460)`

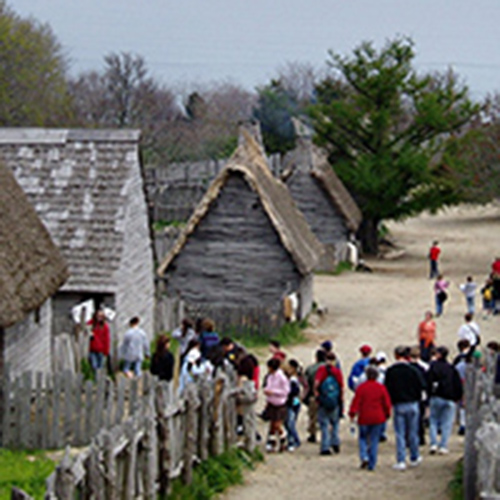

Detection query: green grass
(153, 220), (186, 231)
(448, 459), (463, 500)
(315, 260), (353, 276)
(0, 449), (55, 499)
(167, 447), (263, 500)
(227, 319), (308, 350)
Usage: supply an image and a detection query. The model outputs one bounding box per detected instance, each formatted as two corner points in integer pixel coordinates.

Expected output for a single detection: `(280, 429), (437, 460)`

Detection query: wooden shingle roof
(0, 162), (68, 328)
(158, 129), (324, 277)
(0, 128), (142, 293)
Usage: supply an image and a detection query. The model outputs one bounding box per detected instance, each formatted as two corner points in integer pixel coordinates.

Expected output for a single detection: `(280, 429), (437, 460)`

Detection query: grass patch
(448, 459), (463, 500)
(0, 449), (55, 499)
(168, 447), (263, 500)
(153, 220), (186, 231)
(227, 319), (308, 350)
(315, 260), (353, 276)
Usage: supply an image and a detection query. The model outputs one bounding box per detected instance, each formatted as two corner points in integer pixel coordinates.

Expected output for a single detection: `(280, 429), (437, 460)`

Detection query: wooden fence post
(211, 375), (225, 456)
(155, 382), (170, 497)
(240, 380), (257, 453)
(197, 377), (212, 461)
(11, 487), (34, 500)
(182, 383), (199, 485)
(464, 365), (481, 500)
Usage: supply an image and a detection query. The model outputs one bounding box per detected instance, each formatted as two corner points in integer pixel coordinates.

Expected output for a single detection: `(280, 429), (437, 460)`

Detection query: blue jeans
(286, 405), (301, 447)
(466, 296), (475, 314)
(429, 397), (456, 449)
(123, 359), (142, 377)
(359, 423), (384, 470)
(430, 260), (439, 279)
(393, 402), (420, 463)
(435, 294), (444, 316)
(89, 351), (105, 372)
(318, 406), (340, 452)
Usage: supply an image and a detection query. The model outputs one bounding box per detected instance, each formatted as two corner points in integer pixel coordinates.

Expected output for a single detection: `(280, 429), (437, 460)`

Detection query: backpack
(318, 366), (340, 410)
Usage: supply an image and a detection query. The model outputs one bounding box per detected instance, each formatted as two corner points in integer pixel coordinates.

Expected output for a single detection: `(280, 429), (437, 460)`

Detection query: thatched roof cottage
(0, 128), (155, 355)
(282, 122), (362, 270)
(0, 162), (68, 381)
(157, 130), (324, 329)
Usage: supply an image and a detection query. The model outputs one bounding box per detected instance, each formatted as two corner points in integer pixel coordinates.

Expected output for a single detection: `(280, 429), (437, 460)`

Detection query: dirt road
(223, 204), (500, 500)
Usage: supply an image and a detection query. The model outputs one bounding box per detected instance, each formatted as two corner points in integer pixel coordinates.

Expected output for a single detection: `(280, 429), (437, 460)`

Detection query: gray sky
(9, 0), (500, 99)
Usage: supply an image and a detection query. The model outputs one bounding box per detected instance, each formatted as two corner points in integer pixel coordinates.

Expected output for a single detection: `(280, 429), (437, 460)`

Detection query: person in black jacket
(427, 346), (463, 455)
(150, 335), (175, 382)
(385, 346), (426, 471)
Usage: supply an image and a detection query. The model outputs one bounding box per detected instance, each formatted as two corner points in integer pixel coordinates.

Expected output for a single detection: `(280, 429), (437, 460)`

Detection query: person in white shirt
(459, 276), (477, 314)
(457, 313), (480, 348)
(120, 316), (150, 378)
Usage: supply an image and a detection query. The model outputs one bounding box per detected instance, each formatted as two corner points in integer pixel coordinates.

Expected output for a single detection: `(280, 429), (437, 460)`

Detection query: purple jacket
(265, 369), (290, 406)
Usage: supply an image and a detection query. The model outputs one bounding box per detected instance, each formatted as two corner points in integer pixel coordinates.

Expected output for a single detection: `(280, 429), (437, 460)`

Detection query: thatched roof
(0, 163), (68, 328)
(158, 130), (324, 277)
(310, 145), (362, 232)
(0, 128), (143, 292)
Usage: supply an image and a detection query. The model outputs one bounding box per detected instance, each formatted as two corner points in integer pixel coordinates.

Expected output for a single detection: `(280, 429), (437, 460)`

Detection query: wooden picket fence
(463, 353), (500, 500)
(1, 369), (157, 449)
(10, 366), (257, 499)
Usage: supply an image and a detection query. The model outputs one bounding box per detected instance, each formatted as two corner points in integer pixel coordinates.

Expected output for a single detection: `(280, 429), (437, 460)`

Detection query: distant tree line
(2, 2), (499, 253)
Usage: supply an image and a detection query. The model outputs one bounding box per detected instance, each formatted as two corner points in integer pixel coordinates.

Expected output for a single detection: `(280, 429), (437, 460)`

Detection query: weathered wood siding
(299, 273), (314, 319)
(287, 171), (349, 262)
(115, 161), (155, 340)
(165, 173), (303, 314)
(4, 300), (52, 379)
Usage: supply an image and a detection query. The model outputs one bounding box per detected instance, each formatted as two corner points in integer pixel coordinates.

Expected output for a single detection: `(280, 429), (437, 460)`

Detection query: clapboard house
(0, 162), (68, 382)
(157, 130), (324, 327)
(282, 123), (362, 270)
(0, 129), (155, 350)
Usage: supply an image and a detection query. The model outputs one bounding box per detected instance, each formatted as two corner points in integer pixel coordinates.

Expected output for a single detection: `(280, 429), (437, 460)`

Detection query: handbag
(437, 290), (448, 303)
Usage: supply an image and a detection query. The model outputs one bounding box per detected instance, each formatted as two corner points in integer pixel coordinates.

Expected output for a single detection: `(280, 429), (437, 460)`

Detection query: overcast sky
(8, 0), (500, 99)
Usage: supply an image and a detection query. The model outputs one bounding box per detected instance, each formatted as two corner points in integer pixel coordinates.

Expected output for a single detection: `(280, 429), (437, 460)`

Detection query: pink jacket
(265, 369), (290, 406)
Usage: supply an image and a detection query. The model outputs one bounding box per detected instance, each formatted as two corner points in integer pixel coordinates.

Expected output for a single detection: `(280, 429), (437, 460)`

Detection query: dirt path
(223, 204), (500, 500)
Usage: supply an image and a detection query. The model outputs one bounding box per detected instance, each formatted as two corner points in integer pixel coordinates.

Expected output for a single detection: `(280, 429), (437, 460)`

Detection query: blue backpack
(319, 366), (340, 410)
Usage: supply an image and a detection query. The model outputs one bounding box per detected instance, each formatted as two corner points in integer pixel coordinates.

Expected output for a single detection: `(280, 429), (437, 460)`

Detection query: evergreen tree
(309, 38), (479, 253)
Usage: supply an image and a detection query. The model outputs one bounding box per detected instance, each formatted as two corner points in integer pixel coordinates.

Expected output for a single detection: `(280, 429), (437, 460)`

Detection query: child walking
(459, 276), (477, 314)
(285, 359), (303, 451)
(263, 358), (290, 453)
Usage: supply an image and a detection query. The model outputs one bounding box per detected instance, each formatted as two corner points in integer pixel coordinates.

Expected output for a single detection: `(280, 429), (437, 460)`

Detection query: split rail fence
(5, 366), (257, 499)
(464, 354), (500, 500)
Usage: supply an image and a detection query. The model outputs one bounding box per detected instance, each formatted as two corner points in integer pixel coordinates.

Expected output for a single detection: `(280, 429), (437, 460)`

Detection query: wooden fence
(463, 354), (500, 500)
(10, 367), (257, 498)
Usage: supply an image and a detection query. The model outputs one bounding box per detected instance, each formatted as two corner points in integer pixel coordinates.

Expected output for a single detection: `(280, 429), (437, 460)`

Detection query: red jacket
(89, 322), (110, 355)
(429, 246), (440, 261)
(349, 380), (392, 425)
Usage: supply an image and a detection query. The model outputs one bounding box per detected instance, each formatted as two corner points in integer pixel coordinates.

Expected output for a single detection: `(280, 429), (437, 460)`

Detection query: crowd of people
(82, 243), (499, 473)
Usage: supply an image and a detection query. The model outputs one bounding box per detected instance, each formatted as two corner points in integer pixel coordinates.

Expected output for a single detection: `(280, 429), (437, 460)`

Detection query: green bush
(448, 459), (463, 500)
(167, 448), (263, 500)
(0, 450), (55, 499)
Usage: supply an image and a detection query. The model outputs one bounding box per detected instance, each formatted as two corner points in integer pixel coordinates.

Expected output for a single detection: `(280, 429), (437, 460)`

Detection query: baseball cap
(360, 344), (372, 355)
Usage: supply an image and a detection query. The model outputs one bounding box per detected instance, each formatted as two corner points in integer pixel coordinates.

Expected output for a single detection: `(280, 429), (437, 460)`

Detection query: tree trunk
(358, 217), (379, 255)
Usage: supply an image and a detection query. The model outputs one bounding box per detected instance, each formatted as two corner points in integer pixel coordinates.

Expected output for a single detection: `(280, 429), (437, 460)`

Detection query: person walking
(427, 346), (463, 454)
(88, 310), (110, 372)
(481, 278), (495, 319)
(172, 318), (197, 362)
(417, 311), (436, 362)
(459, 276), (477, 315)
(385, 346), (426, 471)
(120, 316), (150, 378)
(304, 349), (326, 443)
(348, 344), (372, 391)
(150, 335), (175, 382)
(434, 274), (450, 317)
(457, 313), (481, 351)
(314, 352), (344, 455)
(263, 358), (290, 453)
(428, 241), (441, 279)
(285, 359), (302, 451)
(349, 366), (392, 471)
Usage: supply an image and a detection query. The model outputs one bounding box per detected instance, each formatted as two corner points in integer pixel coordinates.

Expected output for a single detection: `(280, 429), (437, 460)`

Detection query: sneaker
(332, 445), (340, 454)
(392, 462), (406, 471)
(287, 445), (295, 452)
(379, 435), (388, 443)
(265, 443), (274, 453)
(236, 425), (244, 436)
(360, 460), (369, 469)
(320, 449), (332, 456)
(429, 445), (438, 455)
(458, 426), (466, 436)
(438, 447), (449, 455)
(307, 435), (317, 443)
(409, 456), (422, 467)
